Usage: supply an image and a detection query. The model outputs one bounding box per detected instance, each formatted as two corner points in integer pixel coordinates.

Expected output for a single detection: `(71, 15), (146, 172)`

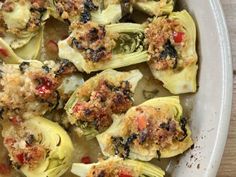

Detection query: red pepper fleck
(0, 48), (9, 58)
(136, 115), (147, 131)
(73, 103), (84, 113)
(16, 153), (25, 165)
(35, 77), (54, 95)
(9, 116), (23, 126)
(119, 173), (132, 177)
(0, 163), (10, 175)
(173, 31), (184, 43)
(81, 156), (91, 164)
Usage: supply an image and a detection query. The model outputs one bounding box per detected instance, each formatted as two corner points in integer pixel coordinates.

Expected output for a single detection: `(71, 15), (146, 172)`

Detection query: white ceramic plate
(167, 0), (232, 176)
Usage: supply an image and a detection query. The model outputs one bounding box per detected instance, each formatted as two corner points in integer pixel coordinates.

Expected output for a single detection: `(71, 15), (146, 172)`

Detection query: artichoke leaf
(14, 27), (44, 60)
(91, 4), (122, 25)
(97, 96), (193, 161)
(71, 157), (165, 177)
(134, 0), (174, 16)
(0, 37), (42, 64)
(1, 116), (74, 177)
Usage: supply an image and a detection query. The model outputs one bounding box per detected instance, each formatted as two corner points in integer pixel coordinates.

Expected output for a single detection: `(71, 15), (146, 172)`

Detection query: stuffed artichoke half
(0, 60), (83, 120)
(71, 157), (165, 177)
(58, 21), (148, 73)
(48, 0), (133, 24)
(1, 116), (74, 177)
(65, 69), (143, 138)
(0, 0), (49, 49)
(146, 10), (198, 94)
(97, 96), (193, 161)
(134, 0), (174, 17)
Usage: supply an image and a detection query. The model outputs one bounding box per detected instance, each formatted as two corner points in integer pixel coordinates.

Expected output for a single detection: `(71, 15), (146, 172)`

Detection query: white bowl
(168, 0), (232, 176)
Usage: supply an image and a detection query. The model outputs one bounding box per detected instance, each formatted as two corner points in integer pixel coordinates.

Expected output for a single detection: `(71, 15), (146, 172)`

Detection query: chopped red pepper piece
(35, 77), (54, 95)
(0, 48), (9, 58)
(73, 103), (84, 113)
(119, 173), (132, 177)
(173, 31), (184, 43)
(136, 115), (147, 131)
(0, 163), (10, 175)
(16, 153), (25, 165)
(9, 116), (23, 126)
(81, 156), (91, 164)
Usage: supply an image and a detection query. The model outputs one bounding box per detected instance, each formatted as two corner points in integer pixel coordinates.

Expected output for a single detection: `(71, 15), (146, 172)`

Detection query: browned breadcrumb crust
(3, 122), (46, 168)
(145, 17), (185, 70)
(54, 0), (99, 22)
(130, 106), (185, 148)
(54, 0), (84, 20)
(1, 0), (47, 35)
(72, 80), (133, 131)
(0, 60), (77, 120)
(110, 106), (187, 158)
(87, 161), (134, 177)
(68, 21), (117, 62)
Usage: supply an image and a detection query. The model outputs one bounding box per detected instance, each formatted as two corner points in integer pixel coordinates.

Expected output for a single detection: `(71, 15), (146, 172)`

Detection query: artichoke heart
(71, 157), (165, 177)
(1, 0), (49, 49)
(65, 69), (143, 138)
(134, 0), (174, 16)
(97, 96), (193, 161)
(1, 116), (74, 177)
(58, 21), (148, 73)
(146, 10), (198, 94)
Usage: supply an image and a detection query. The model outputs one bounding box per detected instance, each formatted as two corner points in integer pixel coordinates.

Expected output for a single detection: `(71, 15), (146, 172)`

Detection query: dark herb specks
(19, 62), (30, 73)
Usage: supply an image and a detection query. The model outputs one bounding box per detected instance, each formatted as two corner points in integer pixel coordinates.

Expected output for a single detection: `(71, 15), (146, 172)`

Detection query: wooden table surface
(217, 0), (236, 176)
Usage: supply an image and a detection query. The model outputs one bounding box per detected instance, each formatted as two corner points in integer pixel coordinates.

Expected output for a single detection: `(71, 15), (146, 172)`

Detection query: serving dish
(0, 0), (232, 177)
(168, 0), (232, 176)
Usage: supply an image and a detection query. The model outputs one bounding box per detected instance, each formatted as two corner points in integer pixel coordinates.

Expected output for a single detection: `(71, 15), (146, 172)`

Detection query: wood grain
(217, 0), (236, 176)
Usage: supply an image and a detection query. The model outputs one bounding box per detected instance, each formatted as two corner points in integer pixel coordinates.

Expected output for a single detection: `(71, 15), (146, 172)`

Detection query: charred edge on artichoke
(19, 62), (30, 73)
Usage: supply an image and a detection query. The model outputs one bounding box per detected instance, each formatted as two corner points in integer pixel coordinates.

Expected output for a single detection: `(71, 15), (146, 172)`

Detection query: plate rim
(206, 0), (233, 176)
